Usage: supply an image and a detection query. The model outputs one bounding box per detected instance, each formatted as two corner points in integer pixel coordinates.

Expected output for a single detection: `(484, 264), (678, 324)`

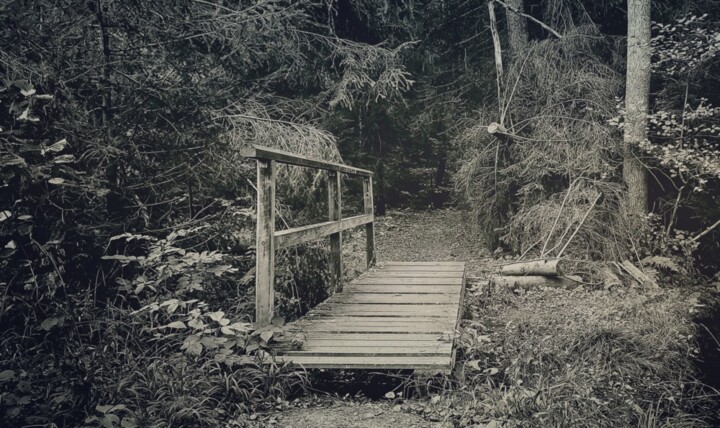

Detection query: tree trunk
(505, 0), (528, 54)
(488, 0), (504, 109)
(623, 0), (650, 216)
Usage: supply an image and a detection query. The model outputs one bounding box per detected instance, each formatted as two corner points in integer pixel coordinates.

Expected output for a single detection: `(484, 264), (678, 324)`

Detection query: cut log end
(487, 122), (508, 135)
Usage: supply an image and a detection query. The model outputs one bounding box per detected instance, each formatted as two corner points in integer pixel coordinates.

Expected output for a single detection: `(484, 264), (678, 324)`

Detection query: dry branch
(555, 192), (602, 258)
(615, 260), (658, 288)
(494, 0), (563, 38)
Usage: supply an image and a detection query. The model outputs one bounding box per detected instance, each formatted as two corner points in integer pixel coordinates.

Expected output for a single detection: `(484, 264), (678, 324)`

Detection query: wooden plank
(274, 214), (372, 249)
(299, 316), (456, 325)
(352, 277), (462, 285)
(286, 345), (451, 356)
(271, 261), (466, 372)
(375, 265), (465, 272)
(301, 333), (451, 342)
(328, 171), (342, 292)
(358, 272), (465, 278)
(242, 145), (373, 177)
(302, 340), (450, 348)
(311, 303), (457, 313)
(255, 159), (275, 328)
(309, 305), (456, 317)
(344, 285), (461, 294)
(380, 262), (465, 266)
(293, 324), (454, 333)
(363, 177), (376, 268)
(277, 355), (450, 369)
(327, 293), (459, 305)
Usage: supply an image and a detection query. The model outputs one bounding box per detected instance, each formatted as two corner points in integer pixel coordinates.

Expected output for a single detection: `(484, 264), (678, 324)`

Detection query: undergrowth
(441, 284), (718, 427)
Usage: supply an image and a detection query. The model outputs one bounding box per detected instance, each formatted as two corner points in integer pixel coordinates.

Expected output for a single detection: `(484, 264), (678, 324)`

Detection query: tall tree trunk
(623, 0), (650, 215)
(488, 0), (504, 111)
(505, 0), (528, 54)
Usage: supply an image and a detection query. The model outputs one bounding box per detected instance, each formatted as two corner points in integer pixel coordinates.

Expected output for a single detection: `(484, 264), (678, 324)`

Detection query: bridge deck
(277, 261), (466, 373)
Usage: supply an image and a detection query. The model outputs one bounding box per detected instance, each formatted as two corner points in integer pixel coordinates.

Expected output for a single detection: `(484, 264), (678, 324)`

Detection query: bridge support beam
(255, 159), (275, 328)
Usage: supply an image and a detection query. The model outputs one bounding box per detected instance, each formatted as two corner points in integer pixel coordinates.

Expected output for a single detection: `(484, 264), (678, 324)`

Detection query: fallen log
(617, 260), (658, 289)
(491, 275), (583, 290)
(500, 259), (564, 276)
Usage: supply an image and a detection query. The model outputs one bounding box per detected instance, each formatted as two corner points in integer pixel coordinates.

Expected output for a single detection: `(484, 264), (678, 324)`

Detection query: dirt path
(375, 209), (488, 271)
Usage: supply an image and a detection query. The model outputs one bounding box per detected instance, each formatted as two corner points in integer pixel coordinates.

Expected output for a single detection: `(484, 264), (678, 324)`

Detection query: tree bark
(488, 0), (504, 110)
(623, 0), (650, 215)
(505, 0), (528, 54)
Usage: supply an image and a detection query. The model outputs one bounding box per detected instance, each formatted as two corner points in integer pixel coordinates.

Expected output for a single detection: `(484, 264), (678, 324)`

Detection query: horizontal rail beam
(275, 214), (373, 249)
(242, 145), (373, 177)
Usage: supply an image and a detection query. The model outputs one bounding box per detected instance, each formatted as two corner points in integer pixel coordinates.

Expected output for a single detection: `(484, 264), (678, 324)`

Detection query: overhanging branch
(494, 0), (563, 39)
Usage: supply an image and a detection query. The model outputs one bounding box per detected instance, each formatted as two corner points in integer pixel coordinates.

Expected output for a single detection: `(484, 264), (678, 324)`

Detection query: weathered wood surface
(242, 145), (373, 177)
(500, 259), (564, 276)
(274, 214), (372, 249)
(363, 176), (376, 268)
(246, 145), (377, 329)
(275, 262), (466, 372)
(328, 171), (342, 291)
(255, 160), (275, 328)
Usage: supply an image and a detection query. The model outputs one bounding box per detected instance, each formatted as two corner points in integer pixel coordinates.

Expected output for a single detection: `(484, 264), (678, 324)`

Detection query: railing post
(328, 170), (343, 291)
(363, 176), (376, 268)
(255, 159), (275, 328)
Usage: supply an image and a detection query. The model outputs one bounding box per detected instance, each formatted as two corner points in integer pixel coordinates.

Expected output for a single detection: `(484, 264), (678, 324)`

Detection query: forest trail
(373, 209), (490, 275)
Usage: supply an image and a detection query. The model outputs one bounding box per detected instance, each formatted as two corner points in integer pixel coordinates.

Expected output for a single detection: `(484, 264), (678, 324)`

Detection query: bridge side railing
(242, 145), (375, 327)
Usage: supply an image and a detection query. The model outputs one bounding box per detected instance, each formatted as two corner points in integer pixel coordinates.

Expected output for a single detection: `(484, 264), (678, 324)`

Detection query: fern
(640, 256), (682, 273)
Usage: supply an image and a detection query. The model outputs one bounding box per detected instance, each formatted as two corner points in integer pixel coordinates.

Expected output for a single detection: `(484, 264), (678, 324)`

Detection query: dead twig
(556, 192), (601, 259)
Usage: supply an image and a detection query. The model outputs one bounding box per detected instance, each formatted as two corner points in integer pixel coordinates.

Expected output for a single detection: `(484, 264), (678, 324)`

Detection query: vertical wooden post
(255, 159), (275, 328)
(363, 176), (376, 268)
(328, 171), (343, 292)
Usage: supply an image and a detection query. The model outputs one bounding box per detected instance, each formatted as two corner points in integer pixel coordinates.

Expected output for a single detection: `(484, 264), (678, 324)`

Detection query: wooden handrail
(242, 145), (373, 177)
(275, 214), (373, 249)
(246, 145), (376, 327)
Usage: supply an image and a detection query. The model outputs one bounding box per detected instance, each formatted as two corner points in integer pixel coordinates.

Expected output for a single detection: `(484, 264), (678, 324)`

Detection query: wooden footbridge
(244, 146), (465, 373)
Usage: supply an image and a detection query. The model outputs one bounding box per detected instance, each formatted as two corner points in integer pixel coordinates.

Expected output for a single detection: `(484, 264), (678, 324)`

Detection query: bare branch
(494, 0), (563, 39)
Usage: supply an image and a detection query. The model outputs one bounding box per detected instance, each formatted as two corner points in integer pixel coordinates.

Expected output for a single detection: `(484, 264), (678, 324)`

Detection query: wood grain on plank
(286, 345), (451, 355)
(292, 324), (454, 333)
(255, 159), (275, 328)
(326, 293), (459, 305)
(344, 285), (461, 294)
(302, 333), (452, 342)
(277, 355), (451, 369)
(301, 340), (451, 348)
(328, 170), (342, 292)
(352, 277), (462, 285)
